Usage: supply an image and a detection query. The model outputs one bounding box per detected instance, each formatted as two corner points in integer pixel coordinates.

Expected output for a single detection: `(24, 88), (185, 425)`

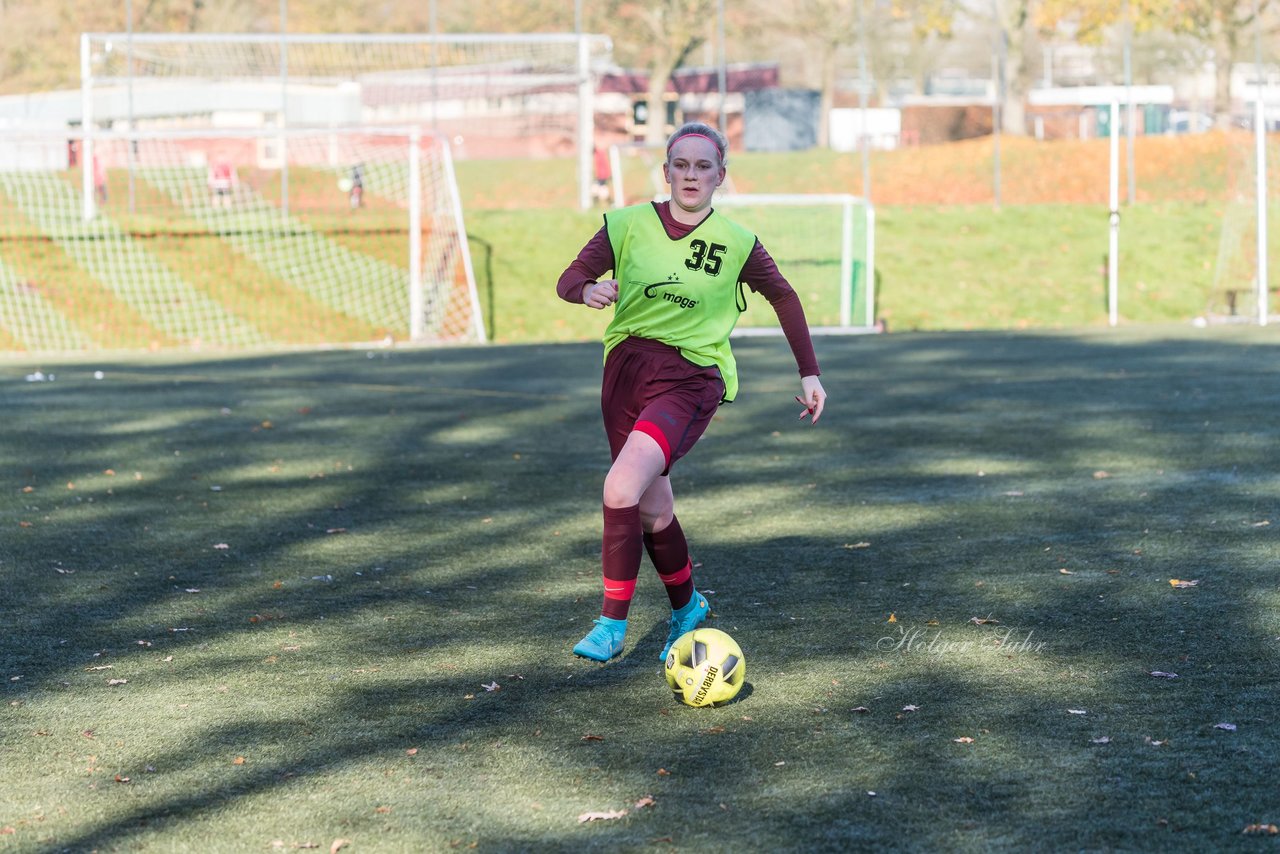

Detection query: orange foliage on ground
(861, 132), (1249, 206)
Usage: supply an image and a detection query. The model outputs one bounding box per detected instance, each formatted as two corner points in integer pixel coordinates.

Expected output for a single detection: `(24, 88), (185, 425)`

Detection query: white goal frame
(80, 31), (612, 211)
(714, 193), (877, 335)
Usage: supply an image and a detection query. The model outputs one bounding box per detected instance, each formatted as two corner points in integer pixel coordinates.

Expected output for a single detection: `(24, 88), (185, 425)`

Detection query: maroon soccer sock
(600, 503), (643, 620)
(644, 515), (694, 611)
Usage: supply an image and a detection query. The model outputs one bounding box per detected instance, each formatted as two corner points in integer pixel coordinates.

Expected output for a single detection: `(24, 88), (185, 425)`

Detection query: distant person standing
(208, 158), (236, 208)
(92, 154), (107, 205)
(593, 145), (612, 206)
(349, 163), (364, 210)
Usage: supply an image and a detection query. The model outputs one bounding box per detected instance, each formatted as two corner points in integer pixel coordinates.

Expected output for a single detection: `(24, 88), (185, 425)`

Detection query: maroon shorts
(601, 336), (724, 475)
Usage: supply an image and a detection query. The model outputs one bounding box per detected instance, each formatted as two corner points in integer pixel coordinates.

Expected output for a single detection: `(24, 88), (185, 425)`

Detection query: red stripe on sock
(603, 577), (637, 600)
(658, 560), (692, 587)
(634, 420), (672, 468)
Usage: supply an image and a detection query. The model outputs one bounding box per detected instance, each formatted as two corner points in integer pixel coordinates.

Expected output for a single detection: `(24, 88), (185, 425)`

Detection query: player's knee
(602, 472), (641, 509)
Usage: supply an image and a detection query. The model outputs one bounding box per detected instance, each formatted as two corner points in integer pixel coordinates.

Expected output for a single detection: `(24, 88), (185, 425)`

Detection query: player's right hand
(583, 279), (619, 309)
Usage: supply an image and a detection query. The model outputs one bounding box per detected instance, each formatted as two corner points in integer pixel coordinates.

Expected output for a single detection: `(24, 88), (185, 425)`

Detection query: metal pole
(429, 0), (438, 130)
(1109, 100), (1120, 327)
(1124, 0), (1135, 205)
(992, 53), (1002, 209)
(865, 204), (876, 327)
(840, 199), (853, 328)
(991, 0), (1004, 209)
(279, 0), (289, 219)
(1255, 0), (1269, 325)
(717, 0), (727, 134)
(577, 34), (594, 210)
(409, 127), (423, 341)
(81, 33), (95, 221)
(127, 0), (135, 213)
(857, 0), (870, 203)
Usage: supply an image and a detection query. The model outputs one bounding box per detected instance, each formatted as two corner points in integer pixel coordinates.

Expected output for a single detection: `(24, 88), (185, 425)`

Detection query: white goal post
(80, 32), (613, 211)
(713, 193), (877, 335)
(0, 125), (482, 351)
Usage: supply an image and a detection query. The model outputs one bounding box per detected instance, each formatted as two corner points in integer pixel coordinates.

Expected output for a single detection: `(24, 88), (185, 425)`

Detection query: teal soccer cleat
(659, 591), (709, 660)
(573, 616), (627, 661)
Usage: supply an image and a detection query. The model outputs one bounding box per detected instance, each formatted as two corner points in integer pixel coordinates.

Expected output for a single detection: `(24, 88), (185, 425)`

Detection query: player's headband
(667, 132), (722, 157)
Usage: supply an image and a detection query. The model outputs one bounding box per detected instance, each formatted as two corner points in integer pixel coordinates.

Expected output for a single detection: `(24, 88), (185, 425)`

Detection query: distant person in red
(92, 154), (107, 204)
(592, 145), (611, 205)
(349, 163), (364, 210)
(558, 122), (827, 663)
(208, 158), (236, 208)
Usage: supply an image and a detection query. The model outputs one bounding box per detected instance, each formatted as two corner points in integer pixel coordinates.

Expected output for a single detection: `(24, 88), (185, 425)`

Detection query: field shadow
(2, 327), (1278, 850)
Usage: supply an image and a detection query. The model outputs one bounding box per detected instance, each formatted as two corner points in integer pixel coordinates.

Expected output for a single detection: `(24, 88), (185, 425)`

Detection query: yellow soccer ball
(664, 627), (746, 707)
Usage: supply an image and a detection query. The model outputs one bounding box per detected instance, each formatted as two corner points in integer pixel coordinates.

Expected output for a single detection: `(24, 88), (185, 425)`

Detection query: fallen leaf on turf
(774, 761), (785, 766)
(953, 737), (974, 743)
(326, 528), (347, 535)
(375, 806), (392, 814)
(330, 840), (350, 854)
(232, 756), (246, 765)
(969, 616), (999, 625)
(1251, 520), (1271, 528)
(85, 665), (113, 672)
(106, 679), (128, 686)
(844, 542), (871, 549)
(1091, 736), (1112, 744)
(852, 706), (870, 714)
(634, 796), (655, 810)
(114, 774), (130, 783)
(1144, 737), (1166, 746)
(578, 809), (627, 823)
(1214, 722), (1237, 731)
(463, 694), (474, 700)
(482, 681), (500, 692)
(1169, 578), (1199, 588)
(1093, 470), (1111, 479)
(1059, 568), (1074, 575)
(212, 543), (229, 550)
(887, 613), (896, 623)
(1150, 671), (1179, 679)
(702, 726), (726, 734)
(581, 734), (604, 741)
(1067, 709), (1087, 715)
(1242, 824), (1280, 836)
(406, 748), (418, 756)
(902, 704), (921, 712)
(656, 768), (670, 776)
(1, 827), (14, 835)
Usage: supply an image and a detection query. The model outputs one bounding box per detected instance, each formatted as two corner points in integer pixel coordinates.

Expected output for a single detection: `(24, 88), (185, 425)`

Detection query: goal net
(0, 126), (481, 352)
(82, 32), (612, 209)
(713, 194), (878, 335)
(1208, 131), (1279, 324)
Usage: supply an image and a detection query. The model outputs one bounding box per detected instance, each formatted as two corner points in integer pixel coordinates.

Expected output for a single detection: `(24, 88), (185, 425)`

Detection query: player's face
(664, 136), (725, 217)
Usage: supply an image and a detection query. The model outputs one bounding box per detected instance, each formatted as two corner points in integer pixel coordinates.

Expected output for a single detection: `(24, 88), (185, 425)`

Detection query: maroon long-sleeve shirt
(557, 201), (821, 378)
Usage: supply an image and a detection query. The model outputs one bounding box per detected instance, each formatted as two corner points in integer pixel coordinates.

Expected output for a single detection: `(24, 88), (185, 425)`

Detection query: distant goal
(712, 194), (878, 336)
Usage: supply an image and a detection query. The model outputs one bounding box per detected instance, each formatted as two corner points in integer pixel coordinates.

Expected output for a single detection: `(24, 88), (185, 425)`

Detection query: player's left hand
(796, 375), (826, 425)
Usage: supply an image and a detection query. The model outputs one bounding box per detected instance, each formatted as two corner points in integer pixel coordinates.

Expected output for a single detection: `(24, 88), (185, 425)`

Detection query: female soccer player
(557, 121), (827, 662)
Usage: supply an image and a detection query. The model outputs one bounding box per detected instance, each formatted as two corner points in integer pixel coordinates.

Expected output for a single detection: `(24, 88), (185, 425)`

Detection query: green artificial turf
(2, 326), (1278, 851)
